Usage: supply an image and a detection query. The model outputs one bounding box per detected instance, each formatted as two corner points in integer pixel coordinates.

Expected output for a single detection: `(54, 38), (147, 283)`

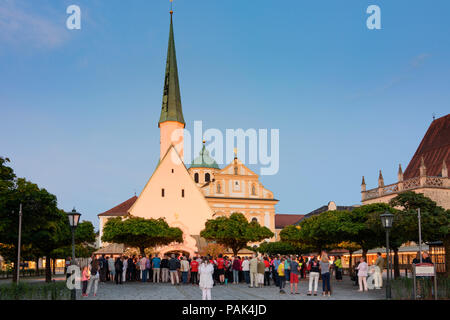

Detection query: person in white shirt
(108, 257), (116, 281)
(199, 258), (214, 300)
(140, 256), (148, 283)
(242, 257), (250, 285)
(122, 256), (127, 283)
(356, 257), (368, 292)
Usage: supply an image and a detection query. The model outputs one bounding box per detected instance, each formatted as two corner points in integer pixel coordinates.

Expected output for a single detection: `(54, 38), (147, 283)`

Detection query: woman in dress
(199, 258), (215, 300)
(356, 257), (368, 292)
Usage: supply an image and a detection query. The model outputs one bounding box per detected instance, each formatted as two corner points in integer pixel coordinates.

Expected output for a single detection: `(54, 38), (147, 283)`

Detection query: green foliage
(0, 281), (70, 300)
(281, 210), (366, 253)
(389, 191), (450, 276)
(347, 203), (391, 254)
(0, 157), (97, 281)
(200, 213), (274, 256)
(102, 216), (183, 254)
(389, 191), (450, 243)
(257, 241), (307, 255)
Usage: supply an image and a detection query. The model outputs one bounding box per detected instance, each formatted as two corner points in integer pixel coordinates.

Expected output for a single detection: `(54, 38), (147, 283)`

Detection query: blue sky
(1, 0), (449, 230)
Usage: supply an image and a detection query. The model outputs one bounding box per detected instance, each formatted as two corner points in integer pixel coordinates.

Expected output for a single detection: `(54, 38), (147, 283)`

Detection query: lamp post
(380, 211), (394, 299)
(67, 208), (81, 300)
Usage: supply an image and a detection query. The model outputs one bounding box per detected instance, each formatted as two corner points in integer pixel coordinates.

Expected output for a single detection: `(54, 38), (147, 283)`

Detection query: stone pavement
(79, 278), (386, 300)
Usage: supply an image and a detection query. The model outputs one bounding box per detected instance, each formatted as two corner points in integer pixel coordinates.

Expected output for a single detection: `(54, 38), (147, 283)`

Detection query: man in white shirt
(242, 257), (250, 285)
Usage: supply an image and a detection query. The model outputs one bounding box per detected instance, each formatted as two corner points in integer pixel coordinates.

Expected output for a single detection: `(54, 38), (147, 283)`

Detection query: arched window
(205, 173), (211, 182)
(217, 183), (221, 193)
(234, 167), (238, 175)
(251, 217), (258, 223)
(251, 185), (256, 195)
(194, 173), (199, 183)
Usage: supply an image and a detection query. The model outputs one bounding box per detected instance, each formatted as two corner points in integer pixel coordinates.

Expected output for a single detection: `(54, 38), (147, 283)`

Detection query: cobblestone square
(78, 278), (385, 300)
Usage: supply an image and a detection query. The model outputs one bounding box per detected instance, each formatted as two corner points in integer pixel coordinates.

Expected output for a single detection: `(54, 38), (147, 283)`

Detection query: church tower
(159, 10), (185, 161)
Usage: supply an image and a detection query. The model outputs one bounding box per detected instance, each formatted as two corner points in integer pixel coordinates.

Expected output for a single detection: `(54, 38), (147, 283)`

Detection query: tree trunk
(349, 252), (353, 277)
(232, 247), (239, 257)
(12, 262), (18, 283)
(52, 258), (56, 275)
(393, 248), (400, 279)
(45, 256), (52, 283)
(35, 258), (40, 276)
(444, 237), (450, 277)
(362, 248), (368, 261)
(139, 247), (146, 256)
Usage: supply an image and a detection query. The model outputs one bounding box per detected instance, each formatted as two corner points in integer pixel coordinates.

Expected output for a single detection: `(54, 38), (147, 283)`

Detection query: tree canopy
(200, 212), (274, 256)
(101, 216), (183, 254)
(0, 157), (96, 282)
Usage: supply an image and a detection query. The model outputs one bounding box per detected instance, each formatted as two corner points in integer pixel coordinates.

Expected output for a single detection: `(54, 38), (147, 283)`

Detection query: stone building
(361, 114), (450, 210)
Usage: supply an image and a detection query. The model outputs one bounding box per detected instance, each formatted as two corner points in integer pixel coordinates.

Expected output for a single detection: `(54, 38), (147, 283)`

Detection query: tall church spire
(159, 10), (185, 127)
(159, 8), (185, 161)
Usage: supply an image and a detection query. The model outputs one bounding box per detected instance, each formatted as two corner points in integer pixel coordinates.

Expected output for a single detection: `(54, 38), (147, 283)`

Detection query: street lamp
(67, 207), (81, 300)
(380, 211), (394, 299)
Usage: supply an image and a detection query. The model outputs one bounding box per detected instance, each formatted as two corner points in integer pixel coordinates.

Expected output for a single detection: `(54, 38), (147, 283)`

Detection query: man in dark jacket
(114, 257), (123, 285)
(169, 254), (180, 285)
(99, 255), (107, 282)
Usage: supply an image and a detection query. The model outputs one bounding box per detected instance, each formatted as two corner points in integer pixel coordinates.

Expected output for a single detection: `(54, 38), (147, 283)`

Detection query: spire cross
(170, 0), (174, 15)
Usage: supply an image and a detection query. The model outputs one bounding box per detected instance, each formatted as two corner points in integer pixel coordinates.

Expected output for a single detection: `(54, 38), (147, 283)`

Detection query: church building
(98, 11), (278, 256)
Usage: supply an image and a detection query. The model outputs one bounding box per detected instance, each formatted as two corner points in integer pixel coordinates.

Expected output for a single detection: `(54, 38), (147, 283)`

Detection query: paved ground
(78, 278), (385, 300)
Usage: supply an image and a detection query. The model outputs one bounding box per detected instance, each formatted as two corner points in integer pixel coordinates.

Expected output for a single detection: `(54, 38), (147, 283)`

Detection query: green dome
(190, 145), (220, 169)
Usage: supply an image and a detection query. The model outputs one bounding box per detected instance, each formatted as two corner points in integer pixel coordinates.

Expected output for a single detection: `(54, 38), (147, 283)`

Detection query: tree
(281, 210), (363, 254)
(0, 159), (64, 282)
(257, 241), (304, 255)
(200, 213), (274, 256)
(390, 191), (450, 276)
(347, 204), (388, 260)
(102, 216), (183, 254)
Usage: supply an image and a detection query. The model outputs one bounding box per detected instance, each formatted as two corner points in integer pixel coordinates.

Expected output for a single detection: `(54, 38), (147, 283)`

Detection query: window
(194, 173), (199, 183)
(171, 169), (174, 173)
(162, 189), (165, 197)
(205, 173), (211, 182)
(251, 185), (256, 195)
(234, 167), (238, 175)
(252, 217), (258, 223)
(182, 189), (185, 198)
(217, 183), (221, 193)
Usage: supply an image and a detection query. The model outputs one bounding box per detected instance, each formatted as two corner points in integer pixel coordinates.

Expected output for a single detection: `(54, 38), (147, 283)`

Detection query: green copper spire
(159, 12), (185, 127)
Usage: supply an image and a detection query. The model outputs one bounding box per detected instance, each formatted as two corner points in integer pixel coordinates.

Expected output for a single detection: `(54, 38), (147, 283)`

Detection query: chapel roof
(97, 196), (137, 217)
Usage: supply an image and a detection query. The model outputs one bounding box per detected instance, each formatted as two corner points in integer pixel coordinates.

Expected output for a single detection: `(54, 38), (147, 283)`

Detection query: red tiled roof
(275, 214), (304, 229)
(404, 114), (450, 180)
(97, 196), (137, 217)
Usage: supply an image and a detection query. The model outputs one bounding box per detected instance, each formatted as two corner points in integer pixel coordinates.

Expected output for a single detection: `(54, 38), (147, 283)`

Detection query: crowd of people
(76, 249), (434, 299)
(77, 251), (370, 298)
